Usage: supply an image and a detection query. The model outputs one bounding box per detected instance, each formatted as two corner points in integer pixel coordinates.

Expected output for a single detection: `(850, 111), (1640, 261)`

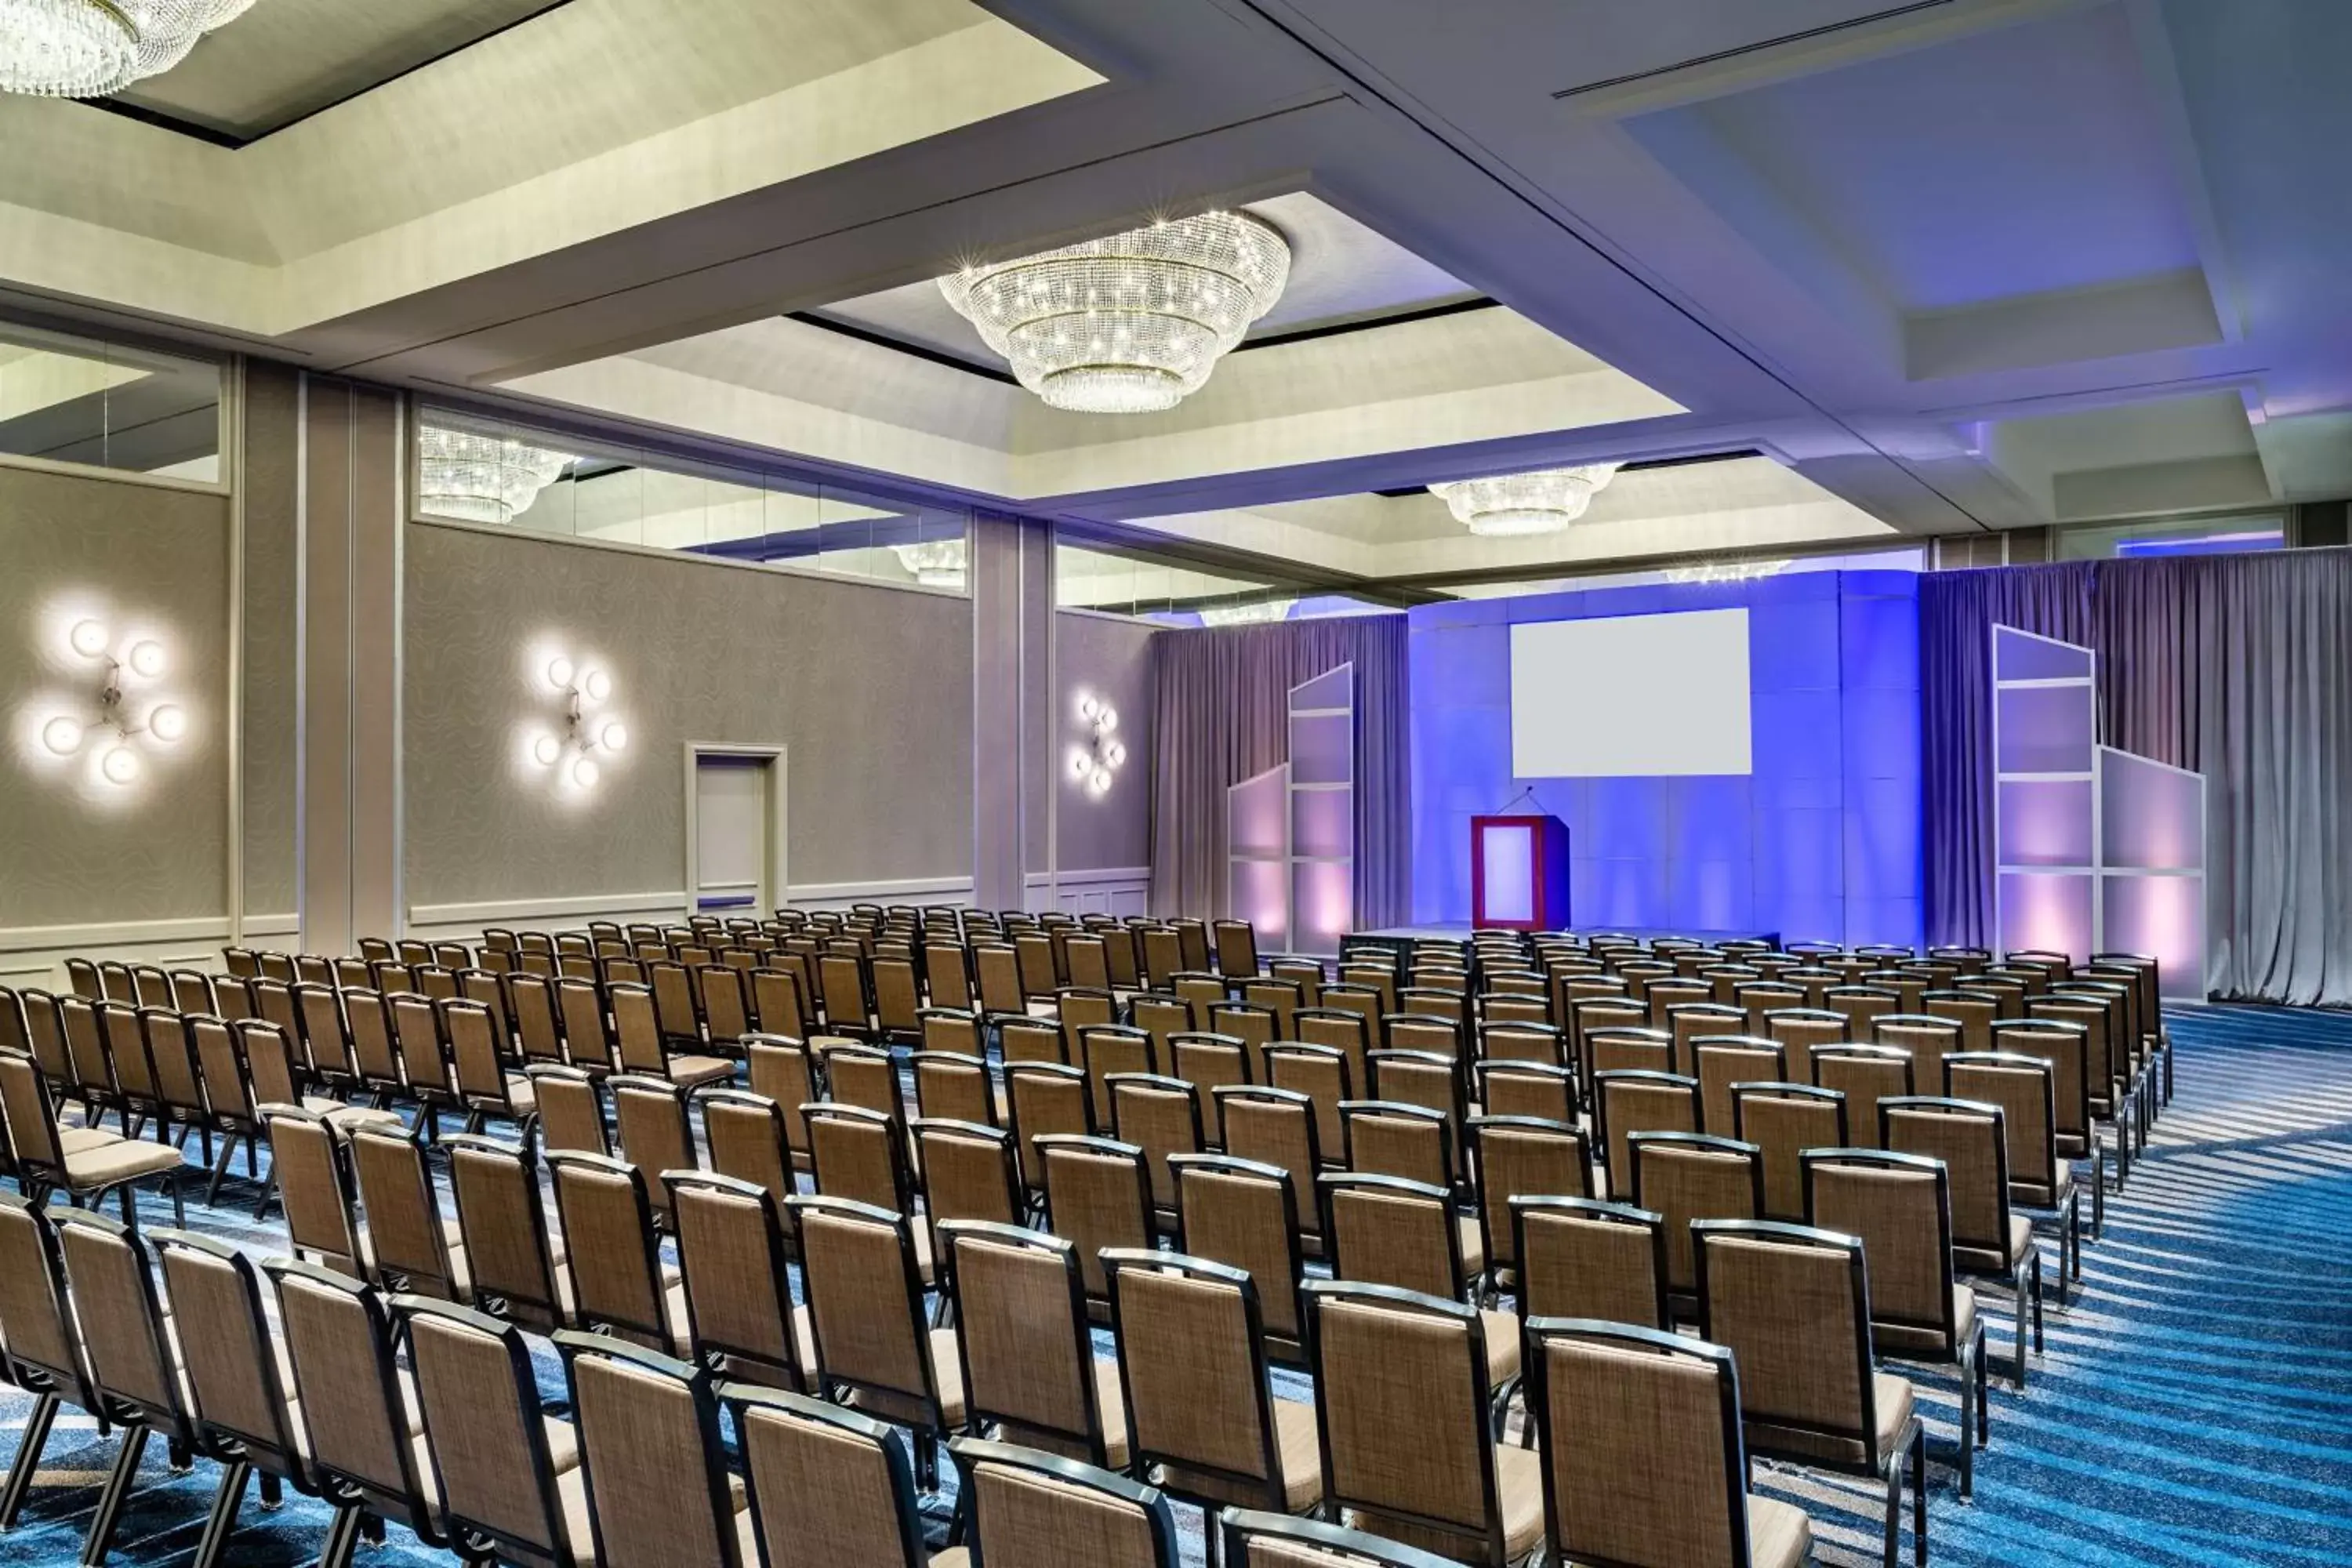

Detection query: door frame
(681, 742), (788, 919)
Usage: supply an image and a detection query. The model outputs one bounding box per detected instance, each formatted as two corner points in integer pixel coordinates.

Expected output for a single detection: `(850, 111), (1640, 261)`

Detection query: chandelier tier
(417, 426), (578, 526)
(939, 210), (1290, 415)
(0, 0), (255, 99)
(1199, 597), (1294, 627)
(891, 538), (968, 590)
(1428, 463), (1621, 537)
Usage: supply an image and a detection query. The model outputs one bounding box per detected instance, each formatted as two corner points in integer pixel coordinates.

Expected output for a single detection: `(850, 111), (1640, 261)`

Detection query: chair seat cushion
(667, 1055), (737, 1090)
(64, 1134), (185, 1187)
(1149, 1394), (1324, 1514)
(1749, 1496), (1813, 1568)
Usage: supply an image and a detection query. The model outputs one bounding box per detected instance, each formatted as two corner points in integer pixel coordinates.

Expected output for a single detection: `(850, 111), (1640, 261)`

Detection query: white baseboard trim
(0, 915), (235, 954)
(406, 891), (690, 927)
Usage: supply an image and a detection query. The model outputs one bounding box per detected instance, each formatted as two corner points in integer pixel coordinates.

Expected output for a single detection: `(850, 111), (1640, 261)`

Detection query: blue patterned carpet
(4, 1003), (2350, 1566)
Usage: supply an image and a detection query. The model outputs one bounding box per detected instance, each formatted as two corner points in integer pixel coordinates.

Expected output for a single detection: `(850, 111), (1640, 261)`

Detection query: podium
(1472, 814), (1570, 931)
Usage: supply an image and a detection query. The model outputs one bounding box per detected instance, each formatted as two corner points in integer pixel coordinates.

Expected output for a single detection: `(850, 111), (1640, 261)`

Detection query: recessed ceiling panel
(109, 0), (575, 143)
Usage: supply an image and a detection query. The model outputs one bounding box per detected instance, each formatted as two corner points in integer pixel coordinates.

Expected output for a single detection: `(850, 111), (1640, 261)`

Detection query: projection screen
(1510, 608), (1754, 777)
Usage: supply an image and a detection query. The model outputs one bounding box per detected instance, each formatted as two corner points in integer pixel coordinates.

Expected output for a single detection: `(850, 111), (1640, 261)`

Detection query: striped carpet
(2, 1002), (2348, 1566)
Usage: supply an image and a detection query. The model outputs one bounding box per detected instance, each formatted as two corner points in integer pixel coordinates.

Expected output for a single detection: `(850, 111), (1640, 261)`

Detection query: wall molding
(406, 890), (690, 927)
(785, 875), (974, 906)
(1022, 866), (1152, 890)
(0, 914), (241, 954)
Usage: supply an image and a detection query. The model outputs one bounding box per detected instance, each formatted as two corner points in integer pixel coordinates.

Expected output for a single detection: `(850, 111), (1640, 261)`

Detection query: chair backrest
(1690, 1036), (1784, 1138)
(942, 1221), (1114, 1464)
(789, 1196), (946, 1434)
(1526, 1320), (1762, 1568)
(1512, 1196), (1668, 1329)
(911, 1119), (1024, 1259)
(1942, 1051), (2060, 1199)
(1218, 1512), (1459, 1568)
(1804, 1148), (1960, 1357)
(951, 1435), (1181, 1568)
(1170, 1152), (1307, 1345)
(1304, 1280), (1503, 1563)
(1214, 920), (1261, 979)
(1037, 1134), (1155, 1309)
(1809, 1044), (1915, 1149)
(445, 1132), (566, 1330)
(1874, 1014), (1963, 1094)
(1693, 1220), (1882, 1468)
(1320, 1172), (1465, 1304)
(1731, 1083), (1847, 1222)
(263, 1105), (365, 1276)
(1992, 1015), (2093, 1144)
(555, 1332), (745, 1568)
(1756, 1007), (1845, 1081)
(1007, 1062), (1094, 1202)
(396, 1296), (577, 1564)
(548, 1149), (673, 1349)
(612, 1073), (699, 1212)
(1592, 1069), (1700, 1192)
(1882, 1094), (2016, 1269)
(1666, 1004), (1748, 1077)
(1628, 1132), (1765, 1298)
(1109, 1073), (1205, 1214)
(100, 997), (158, 1103)
(267, 1258), (433, 1530)
(1339, 1098), (1450, 1190)
(725, 1388), (929, 1568)
(528, 1063), (611, 1158)
(341, 987), (405, 1091)
(348, 1123), (464, 1298)
(825, 1044), (903, 1122)
(153, 1230), (303, 1472)
(909, 1048), (996, 1128)
(1168, 1031), (1254, 1110)
(54, 1208), (189, 1435)
(807, 1101), (916, 1215)
(1105, 1249), (1294, 1510)
(1465, 1116), (1592, 1281)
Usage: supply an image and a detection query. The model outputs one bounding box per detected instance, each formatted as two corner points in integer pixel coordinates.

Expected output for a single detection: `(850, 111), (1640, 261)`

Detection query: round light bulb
(1089, 765), (1112, 795)
(547, 657), (575, 691)
(102, 746), (140, 786)
(583, 668), (612, 703)
(600, 721), (628, 752)
(1098, 707), (1118, 732)
(1079, 695), (1099, 720)
(1105, 741), (1126, 769)
(1071, 749), (1094, 779)
(148, 704), (187, 744)
(532, 735), (562, 767)
(572, 757), (600, 789)
(69, 619), (109, 659)
(42, 716), (83, 755)
(127, 641), (165, 679)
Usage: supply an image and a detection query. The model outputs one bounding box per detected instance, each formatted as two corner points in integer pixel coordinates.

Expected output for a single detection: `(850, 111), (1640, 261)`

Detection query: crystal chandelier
(0, 0), (256, 99)
(891, 538), (967, 590)
(417, 426), (578, 526)
(1199, 597), (1294, 627)
(939, 211), (1290, 415)
(1428, 463), (1621, 537)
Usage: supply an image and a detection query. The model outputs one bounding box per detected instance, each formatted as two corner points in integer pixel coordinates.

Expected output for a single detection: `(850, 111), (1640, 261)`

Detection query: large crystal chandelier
(939, 211), (1290, 415)
(0, 0), (256, 99)
(417, 426), (577, 526)
(891, 538), (967, 590)
(1428, 463), (1621, 538)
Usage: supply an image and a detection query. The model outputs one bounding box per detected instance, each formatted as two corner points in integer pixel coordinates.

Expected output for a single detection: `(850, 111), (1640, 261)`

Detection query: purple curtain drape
(1922, 550), (2352, 1004)
(1149, 615), (1411, 931)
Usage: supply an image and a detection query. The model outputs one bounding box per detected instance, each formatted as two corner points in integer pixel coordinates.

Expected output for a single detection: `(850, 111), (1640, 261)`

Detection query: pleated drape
(1922, 550), (2352, 1004)
(1148, 615), (1412, 931)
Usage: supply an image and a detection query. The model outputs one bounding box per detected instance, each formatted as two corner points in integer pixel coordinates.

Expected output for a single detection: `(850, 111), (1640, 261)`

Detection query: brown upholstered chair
(911, 1049), (1000, 1129)
(1168, 1031), (1254, 1114)
(1591, 1069), (1699, 1201)
(0, 1047), (185, 1226)
(612, 982), (735, 1090)
(1692, 1036), (1788, 1138)
(1470, 1060), (1577, 1126)
(666, 1169), (811, 1393)
(394, 1296), (586, 1568)
(1733, 1082), (1848, 1223)
(1805, 1148), (1990, 1493)
(1036, 1134), (1155, 1320)
(1628, 1131), (1765, 1321)
(949, 1435), (1182, 1568)
(1006, 1062), (1093, 1215)
(806, 1102), (928, 1282)
(1759, 1007), (1846, 1083)
(1943, 1052), (2084, 1283)
(1319, 1172), (1517, 1406)
(547, 1149), (691, 1353)
(1693, 1220), (1926, 1568)
(347, 1123), (469, 1300)
(1167, 1151), (1309, 1358)
(789, 1196), (964, 1489)
(1105, 1250), (1324, 1534)
(699, 1087), (799, 1218)
(610, 1073), (701, 1222)
(911, 1119), (1025, 1266)
(437, 998), (539, 1143)
(445, 1132), (571, 1332)
(1079, 1025), (1155, 1124)
(263, 1105), (366, 1276)
(1811, 1045), (1916, 1151)
(554, 1332), (753, 1566)
(742, 1036), (819, 1174)
(722, 1387), (932, 1568)
(1523, 1319), (1813, 1568)
(1301, 1280), (1543, 1566)
(1882, 1094), (2045, 1385)
(1108, 1073), (1207, 1229)
(1218, 1509), (1457, 1568)
(1464, 1116), (1594, 1304)
(940, 1221), (1128, 1467)
(1509, 1195), (1670, 1334)
(525, 1063), (610, 1159)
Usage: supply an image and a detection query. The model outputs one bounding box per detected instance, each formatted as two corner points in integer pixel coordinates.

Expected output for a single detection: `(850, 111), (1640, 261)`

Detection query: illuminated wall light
(26, 613), (189, 790)
(1072, 691), (1126, 800)
(529, 649), (628, 797)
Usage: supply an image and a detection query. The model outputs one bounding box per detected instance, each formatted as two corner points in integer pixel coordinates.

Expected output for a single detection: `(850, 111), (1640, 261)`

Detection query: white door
(694, 754), (771, 916)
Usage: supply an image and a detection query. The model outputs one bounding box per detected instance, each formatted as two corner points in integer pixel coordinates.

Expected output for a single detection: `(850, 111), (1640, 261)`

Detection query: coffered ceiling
(7, 0), (2348, 593)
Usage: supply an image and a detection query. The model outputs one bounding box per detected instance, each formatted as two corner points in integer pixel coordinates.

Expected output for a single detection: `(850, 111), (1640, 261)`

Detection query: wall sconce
(1069, 692), (1126, 799)
(531, 654), (627, 792)
(40, 618), (184, 787)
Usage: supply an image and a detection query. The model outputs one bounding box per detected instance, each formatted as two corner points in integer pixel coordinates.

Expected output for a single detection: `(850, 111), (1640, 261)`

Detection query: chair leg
(168, 1172), (185, 1229)
(257, 1472), (282, 1511)
(117, 1182), (138, 1230)
(1881, 1454), (1902, 1568)
(0, 1391), (59, 1529)
(2031, 1253), (2045, 1354)
(1957, 1343), (1976, 1499)
(2012, 1283), (2030, 1388)
(1911, 1428), (1929, 1566)
(80, 1425), (149, 1566)
(319, 1505), (363, 1568)
(192, 1459), (250, 1568)
(206, 1135), (240, 1207)
(252, 1170), (278, 1222)
(1976, 1327), (1991, 1447)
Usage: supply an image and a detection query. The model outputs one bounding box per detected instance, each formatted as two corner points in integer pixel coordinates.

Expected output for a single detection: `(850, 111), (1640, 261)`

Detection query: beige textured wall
(1047, 610), (1156, 873)
(0, 464), (231, 928)
(402, 523), (975, 916)
(238, 361), (299, 920)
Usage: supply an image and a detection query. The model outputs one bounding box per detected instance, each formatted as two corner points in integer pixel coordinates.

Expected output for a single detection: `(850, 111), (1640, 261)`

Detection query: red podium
(1471, 814), (1571, 931)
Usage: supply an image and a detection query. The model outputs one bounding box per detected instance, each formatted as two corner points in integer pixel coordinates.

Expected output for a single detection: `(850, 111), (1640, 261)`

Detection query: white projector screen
(1511, 609), (1754, 777)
